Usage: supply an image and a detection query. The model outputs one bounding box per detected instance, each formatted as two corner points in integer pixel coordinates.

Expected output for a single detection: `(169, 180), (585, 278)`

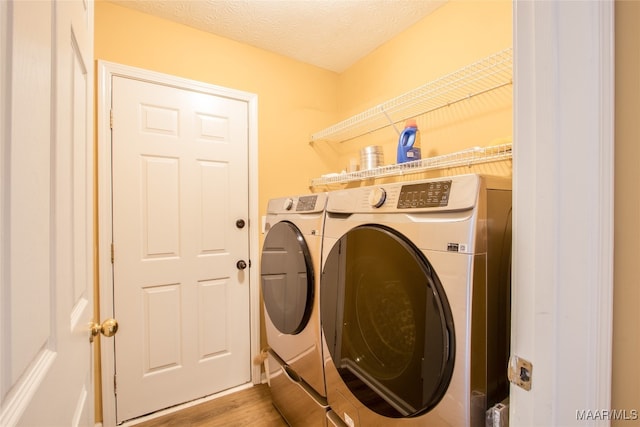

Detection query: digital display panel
(296, 195), (318, 211)
(397, 180), (452, 208)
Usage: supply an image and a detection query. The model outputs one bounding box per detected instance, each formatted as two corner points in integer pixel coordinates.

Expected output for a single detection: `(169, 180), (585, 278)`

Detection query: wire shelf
(310, 143), (512, 187)
(310, 48), (513, 144)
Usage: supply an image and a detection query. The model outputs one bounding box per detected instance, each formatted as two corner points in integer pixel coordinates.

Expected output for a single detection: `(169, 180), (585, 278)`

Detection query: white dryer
(261, 193), (328, 426)
(320, 174), (512, 427)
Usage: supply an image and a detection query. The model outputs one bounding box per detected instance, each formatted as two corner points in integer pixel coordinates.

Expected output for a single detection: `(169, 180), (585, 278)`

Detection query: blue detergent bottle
(396, 119), (421, 164)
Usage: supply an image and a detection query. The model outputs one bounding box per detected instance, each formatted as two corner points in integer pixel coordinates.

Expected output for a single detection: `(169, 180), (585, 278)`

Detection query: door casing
(96, 61), (260, 426)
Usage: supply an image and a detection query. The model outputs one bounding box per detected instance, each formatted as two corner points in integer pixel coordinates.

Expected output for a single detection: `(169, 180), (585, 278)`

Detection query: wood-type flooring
(132, 384), (288, 427)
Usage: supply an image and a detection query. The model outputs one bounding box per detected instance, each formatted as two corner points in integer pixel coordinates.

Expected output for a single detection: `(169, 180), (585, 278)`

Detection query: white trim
(591, 0), (615, 416)
(247, 88), (261, 386)
(97, 61), (260, 427)
(0, 0), (8, 412)
(512, 1), (614, 426)
(117, 383), (253, 427)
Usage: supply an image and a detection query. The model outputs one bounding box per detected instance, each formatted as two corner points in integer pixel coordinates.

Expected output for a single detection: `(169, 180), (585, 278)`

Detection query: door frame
(512, 1), (614, 425)
(96, 61), (260, 426)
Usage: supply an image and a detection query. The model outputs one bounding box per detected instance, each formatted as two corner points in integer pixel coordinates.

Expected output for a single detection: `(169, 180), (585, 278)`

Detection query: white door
(110, 76), (251, 423)
(0, 0), (94, 426)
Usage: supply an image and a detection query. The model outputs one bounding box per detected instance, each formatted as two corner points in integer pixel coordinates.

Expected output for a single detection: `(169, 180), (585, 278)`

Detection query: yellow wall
(320, 0), (513, 179)
(93, 1), (640, 423)
(339, 1), (512, 115)
(94, 0), (512, 422)
(613, 1), (640, 424)
(94, 0), (512, 252)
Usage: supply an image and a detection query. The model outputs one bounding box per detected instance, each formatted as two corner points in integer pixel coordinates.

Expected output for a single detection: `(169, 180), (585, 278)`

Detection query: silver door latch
(508, 355), (532, 391)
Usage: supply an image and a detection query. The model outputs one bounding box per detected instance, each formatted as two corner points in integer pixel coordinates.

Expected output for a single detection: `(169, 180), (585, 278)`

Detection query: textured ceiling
(110, 0), (446, 73)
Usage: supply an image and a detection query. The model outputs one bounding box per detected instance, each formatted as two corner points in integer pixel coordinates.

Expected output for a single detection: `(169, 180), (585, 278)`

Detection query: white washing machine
(261, 193), (328, 426)
(320, 174), (512, 427)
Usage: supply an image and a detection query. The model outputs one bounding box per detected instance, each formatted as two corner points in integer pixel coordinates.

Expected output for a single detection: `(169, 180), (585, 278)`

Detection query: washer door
(321, 225), (455, 418)
(261, 221), (314, 335)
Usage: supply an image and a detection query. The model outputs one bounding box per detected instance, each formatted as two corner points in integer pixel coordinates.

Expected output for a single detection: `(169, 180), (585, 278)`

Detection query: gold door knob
(90, 318), (119, 342)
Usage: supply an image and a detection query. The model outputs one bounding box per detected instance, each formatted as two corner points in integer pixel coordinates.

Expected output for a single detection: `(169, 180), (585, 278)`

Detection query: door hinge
(111, 243), (114, 264)
(110, 109), (113, 129)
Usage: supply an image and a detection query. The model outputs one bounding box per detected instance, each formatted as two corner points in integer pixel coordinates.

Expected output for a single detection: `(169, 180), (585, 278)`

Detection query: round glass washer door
(261, 221), (314, 335)
(321, 224), (455, 418)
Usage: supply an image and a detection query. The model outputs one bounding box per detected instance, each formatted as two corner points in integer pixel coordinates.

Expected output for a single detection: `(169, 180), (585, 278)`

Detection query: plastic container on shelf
(396, 119), (421, 164)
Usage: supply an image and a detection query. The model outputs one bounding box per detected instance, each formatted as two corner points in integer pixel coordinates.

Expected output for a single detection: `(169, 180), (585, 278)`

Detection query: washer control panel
(296, 194), (319, 212)
(326, 175), (483, 214)
(283, 198), (294, 210)
(397, 180), (452, 209)
(368, 188), (387, 208)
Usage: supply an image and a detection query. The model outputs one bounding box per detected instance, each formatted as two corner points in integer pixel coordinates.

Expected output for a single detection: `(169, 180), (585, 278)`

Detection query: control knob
(283, 198), (294, 211)
(368, 188), (387, 208)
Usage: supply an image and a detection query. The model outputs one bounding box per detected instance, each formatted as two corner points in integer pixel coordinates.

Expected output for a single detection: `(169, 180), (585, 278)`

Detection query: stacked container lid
(360, 145), (384, 170)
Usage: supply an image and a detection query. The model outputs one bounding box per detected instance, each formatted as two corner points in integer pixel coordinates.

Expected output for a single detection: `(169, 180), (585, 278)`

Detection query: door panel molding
(0, 349), (56, 426)
(97, 61), (259, 426)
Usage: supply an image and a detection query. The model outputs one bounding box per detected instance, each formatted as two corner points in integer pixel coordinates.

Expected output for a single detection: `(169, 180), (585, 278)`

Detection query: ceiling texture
(110, 0), (446, 73)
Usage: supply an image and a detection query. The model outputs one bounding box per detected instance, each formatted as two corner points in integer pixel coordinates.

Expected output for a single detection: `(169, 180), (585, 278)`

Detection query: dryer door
(261, 221), (314, 335)
(321, 225), (455, 418)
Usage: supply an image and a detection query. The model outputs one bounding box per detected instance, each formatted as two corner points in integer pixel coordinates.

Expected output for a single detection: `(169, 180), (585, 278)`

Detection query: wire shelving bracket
(310, 48), (513, 144)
